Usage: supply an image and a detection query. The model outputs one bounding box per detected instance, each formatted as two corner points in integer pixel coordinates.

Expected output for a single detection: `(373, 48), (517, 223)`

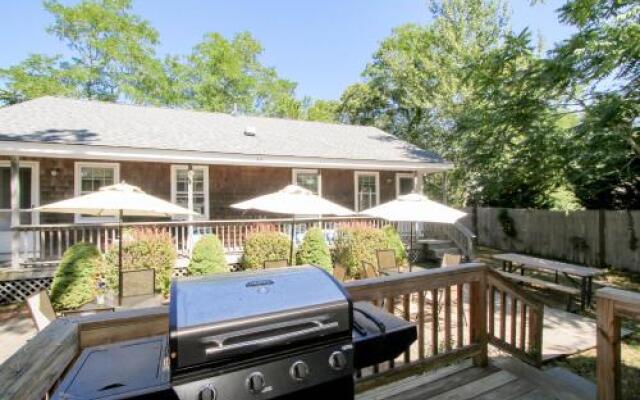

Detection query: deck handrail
(596, 287), (640, 400)
(0, 263), (546, 400)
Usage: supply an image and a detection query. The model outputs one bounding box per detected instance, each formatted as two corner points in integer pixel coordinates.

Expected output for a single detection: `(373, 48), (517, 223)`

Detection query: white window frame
(74, 162), (120, 223)
(354, 171), (380, 212)
(292, 169), (322, 196)
(0, 160), (40, 224)
(396, 172), (415, 197)
(170, 165), (210, 220)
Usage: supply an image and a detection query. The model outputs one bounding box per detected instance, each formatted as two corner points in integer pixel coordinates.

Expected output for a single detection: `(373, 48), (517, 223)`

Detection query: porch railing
(11, 217), (386, 266)
(10, 217), (474, 267)
(596, 287), (640, 400)
(345, 263), (544, 388)
(0, 263), (544, 400)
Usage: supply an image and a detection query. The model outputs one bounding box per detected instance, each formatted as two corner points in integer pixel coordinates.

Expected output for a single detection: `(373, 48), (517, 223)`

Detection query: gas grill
(170, 266), (354, 400)
(52, 265), (417, 400)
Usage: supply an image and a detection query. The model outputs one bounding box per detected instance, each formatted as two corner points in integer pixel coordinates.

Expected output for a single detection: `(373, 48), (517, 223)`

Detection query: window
(396, 173), (415, 197)
(171, 165), (209, 219)
(292, 169), (321, 195)
(354, 172), (379, 212)
(74, 162), (119, 223)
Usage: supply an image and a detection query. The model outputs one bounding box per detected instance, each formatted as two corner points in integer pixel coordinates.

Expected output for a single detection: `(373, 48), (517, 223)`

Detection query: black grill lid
(170, 266), (347, 331)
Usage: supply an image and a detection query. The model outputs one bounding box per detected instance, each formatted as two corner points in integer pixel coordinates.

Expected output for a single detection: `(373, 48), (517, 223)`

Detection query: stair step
(432, 247), (461, 257)
(543, 367), (596, 400)
(417, 238), (452, 246)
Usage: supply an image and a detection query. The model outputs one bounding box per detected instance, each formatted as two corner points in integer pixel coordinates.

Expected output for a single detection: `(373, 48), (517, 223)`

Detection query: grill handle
(204, 321), (340, 357)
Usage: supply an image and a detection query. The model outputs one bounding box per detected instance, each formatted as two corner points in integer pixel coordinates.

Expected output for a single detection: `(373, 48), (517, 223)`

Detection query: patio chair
(120, 268), (156, 307)
(263, 259), (289, 269)
(362, 261), (379, 279)
(441, 253), (463, 268)
(376, 249), (400, 275)
(438, 253), (467, 326)
(333, 264), (347, 282)
(26, 290), (115, 332)
(26, 290), (57, 331)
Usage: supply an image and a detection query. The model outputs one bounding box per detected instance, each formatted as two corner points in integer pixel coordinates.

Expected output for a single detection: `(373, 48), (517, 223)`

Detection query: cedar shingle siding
(2, 157), (404, 221)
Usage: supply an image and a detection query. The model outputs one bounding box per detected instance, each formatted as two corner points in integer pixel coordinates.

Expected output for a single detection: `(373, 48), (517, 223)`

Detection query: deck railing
(596, 287), (640, 400)
(0, 263), (544, 400)
(10, 217), (474, 268)
(11, 217), (386, 266)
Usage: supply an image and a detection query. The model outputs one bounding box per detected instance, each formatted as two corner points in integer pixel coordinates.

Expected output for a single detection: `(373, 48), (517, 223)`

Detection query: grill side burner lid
(170, 267), (347, 330)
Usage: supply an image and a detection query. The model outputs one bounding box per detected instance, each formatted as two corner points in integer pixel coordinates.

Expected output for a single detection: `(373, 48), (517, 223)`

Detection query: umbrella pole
(118, 209), (123, 306)
(410, 222), (414, 272)
(289, 215), (295, 265)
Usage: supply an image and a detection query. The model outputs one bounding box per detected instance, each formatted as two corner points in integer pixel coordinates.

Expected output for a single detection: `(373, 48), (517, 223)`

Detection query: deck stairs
(419, 238), (462, 261)
(357, 356), (596, 400)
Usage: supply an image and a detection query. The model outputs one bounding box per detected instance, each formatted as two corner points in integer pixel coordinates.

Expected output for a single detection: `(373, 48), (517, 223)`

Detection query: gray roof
(0, 97), (446, 166)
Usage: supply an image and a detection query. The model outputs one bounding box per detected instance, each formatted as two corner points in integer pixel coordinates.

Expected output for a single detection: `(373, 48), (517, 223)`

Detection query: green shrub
(105, 228), (176, 296)
(296, 228), (332, 272)
(333, 227), (387, 277)
(382, 225), (407, 266)
(188, 234), (229, 275)
(50, 243), (102, 310)
(242, 231), (291, 269)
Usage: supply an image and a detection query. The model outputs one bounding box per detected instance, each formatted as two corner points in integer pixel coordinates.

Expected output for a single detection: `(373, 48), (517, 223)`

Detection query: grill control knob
(290, 360), (310, 382)
(198, 385), (217, 400)
(328, 351), (347, 371)
(246, 372), (266, 394)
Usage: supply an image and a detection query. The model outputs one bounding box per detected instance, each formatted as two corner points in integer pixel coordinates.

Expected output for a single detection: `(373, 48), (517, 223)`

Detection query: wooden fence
(465, 208), (640, 272)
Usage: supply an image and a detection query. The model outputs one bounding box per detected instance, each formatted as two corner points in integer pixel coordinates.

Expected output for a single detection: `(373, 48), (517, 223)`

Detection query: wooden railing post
(470, 271), (488, 367)
(596, 293), (622, 400)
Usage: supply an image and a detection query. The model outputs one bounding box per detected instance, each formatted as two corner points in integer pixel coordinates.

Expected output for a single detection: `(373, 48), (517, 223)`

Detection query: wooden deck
(358, 357), (596, 400)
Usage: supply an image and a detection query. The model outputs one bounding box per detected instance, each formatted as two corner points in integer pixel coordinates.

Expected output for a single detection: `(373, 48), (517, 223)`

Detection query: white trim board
(354, 171), (380, 212)
(170, 164), (210, 219)
(74, 161), (120, 223)
(396, 172), (415, 197)
(0, 160), (40, 224)
(0, 141), (453, 172)
(292, 168), (322, 196)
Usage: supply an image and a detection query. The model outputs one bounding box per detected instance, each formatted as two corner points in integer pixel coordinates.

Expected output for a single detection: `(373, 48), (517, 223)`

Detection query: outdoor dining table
(493, 253), (605, 309)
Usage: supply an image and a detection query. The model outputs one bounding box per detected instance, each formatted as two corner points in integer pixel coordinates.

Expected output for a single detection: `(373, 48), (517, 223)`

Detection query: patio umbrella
(35, 182), (197, 305)
(359, 193), (467, 264)
(231, 185), (354, 263)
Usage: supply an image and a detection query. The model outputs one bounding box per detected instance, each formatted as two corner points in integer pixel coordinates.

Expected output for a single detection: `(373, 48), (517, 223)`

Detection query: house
(0, 96), (452, 266)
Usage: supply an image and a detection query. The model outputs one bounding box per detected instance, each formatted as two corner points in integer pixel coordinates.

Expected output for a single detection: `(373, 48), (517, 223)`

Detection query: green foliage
(105, 229), (176, 296)
(333, 227), (388, 277)
(188, 235), (229, 276)
(27, 0), (159, 102)
(550, 0), (640, 209)
(305, 99), (340, 122)
(49, 243), (102, 310)
(296, 228), (332, 272)
(0, 55), (74, 104)
(241, 231), (291, 269)
(382, 225), (407, 266)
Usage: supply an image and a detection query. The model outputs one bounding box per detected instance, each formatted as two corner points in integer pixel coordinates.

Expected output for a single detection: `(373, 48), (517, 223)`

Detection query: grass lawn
(473, 247), (640, 399)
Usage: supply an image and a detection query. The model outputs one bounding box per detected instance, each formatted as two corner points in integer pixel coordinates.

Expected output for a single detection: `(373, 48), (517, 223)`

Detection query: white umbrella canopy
(34, 182), (198, 217)
(231, 184), (354, 216)
(360, 193), (466, 224)
(35, 182), (197, 306)
(232, 185), (354, 265)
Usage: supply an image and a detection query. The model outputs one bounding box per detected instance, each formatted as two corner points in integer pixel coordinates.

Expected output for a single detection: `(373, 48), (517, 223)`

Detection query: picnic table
(493, 253), (605, 310)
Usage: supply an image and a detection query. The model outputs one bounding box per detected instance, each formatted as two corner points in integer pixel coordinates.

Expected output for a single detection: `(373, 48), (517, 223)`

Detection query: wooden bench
(498, 270), (580, 311)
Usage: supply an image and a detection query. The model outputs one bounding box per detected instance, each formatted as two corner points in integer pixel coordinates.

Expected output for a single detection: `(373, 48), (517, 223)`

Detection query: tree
(168, 31), (299, 115)
(456, 31), (567, 207)
(188, 235), (228, 275)
(305, 99), (340, 122)
(0, 55), (73, 104)
(45, 0), (161, 101)
(296, 228), (332, 272)
(550, 0), (640, 209)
